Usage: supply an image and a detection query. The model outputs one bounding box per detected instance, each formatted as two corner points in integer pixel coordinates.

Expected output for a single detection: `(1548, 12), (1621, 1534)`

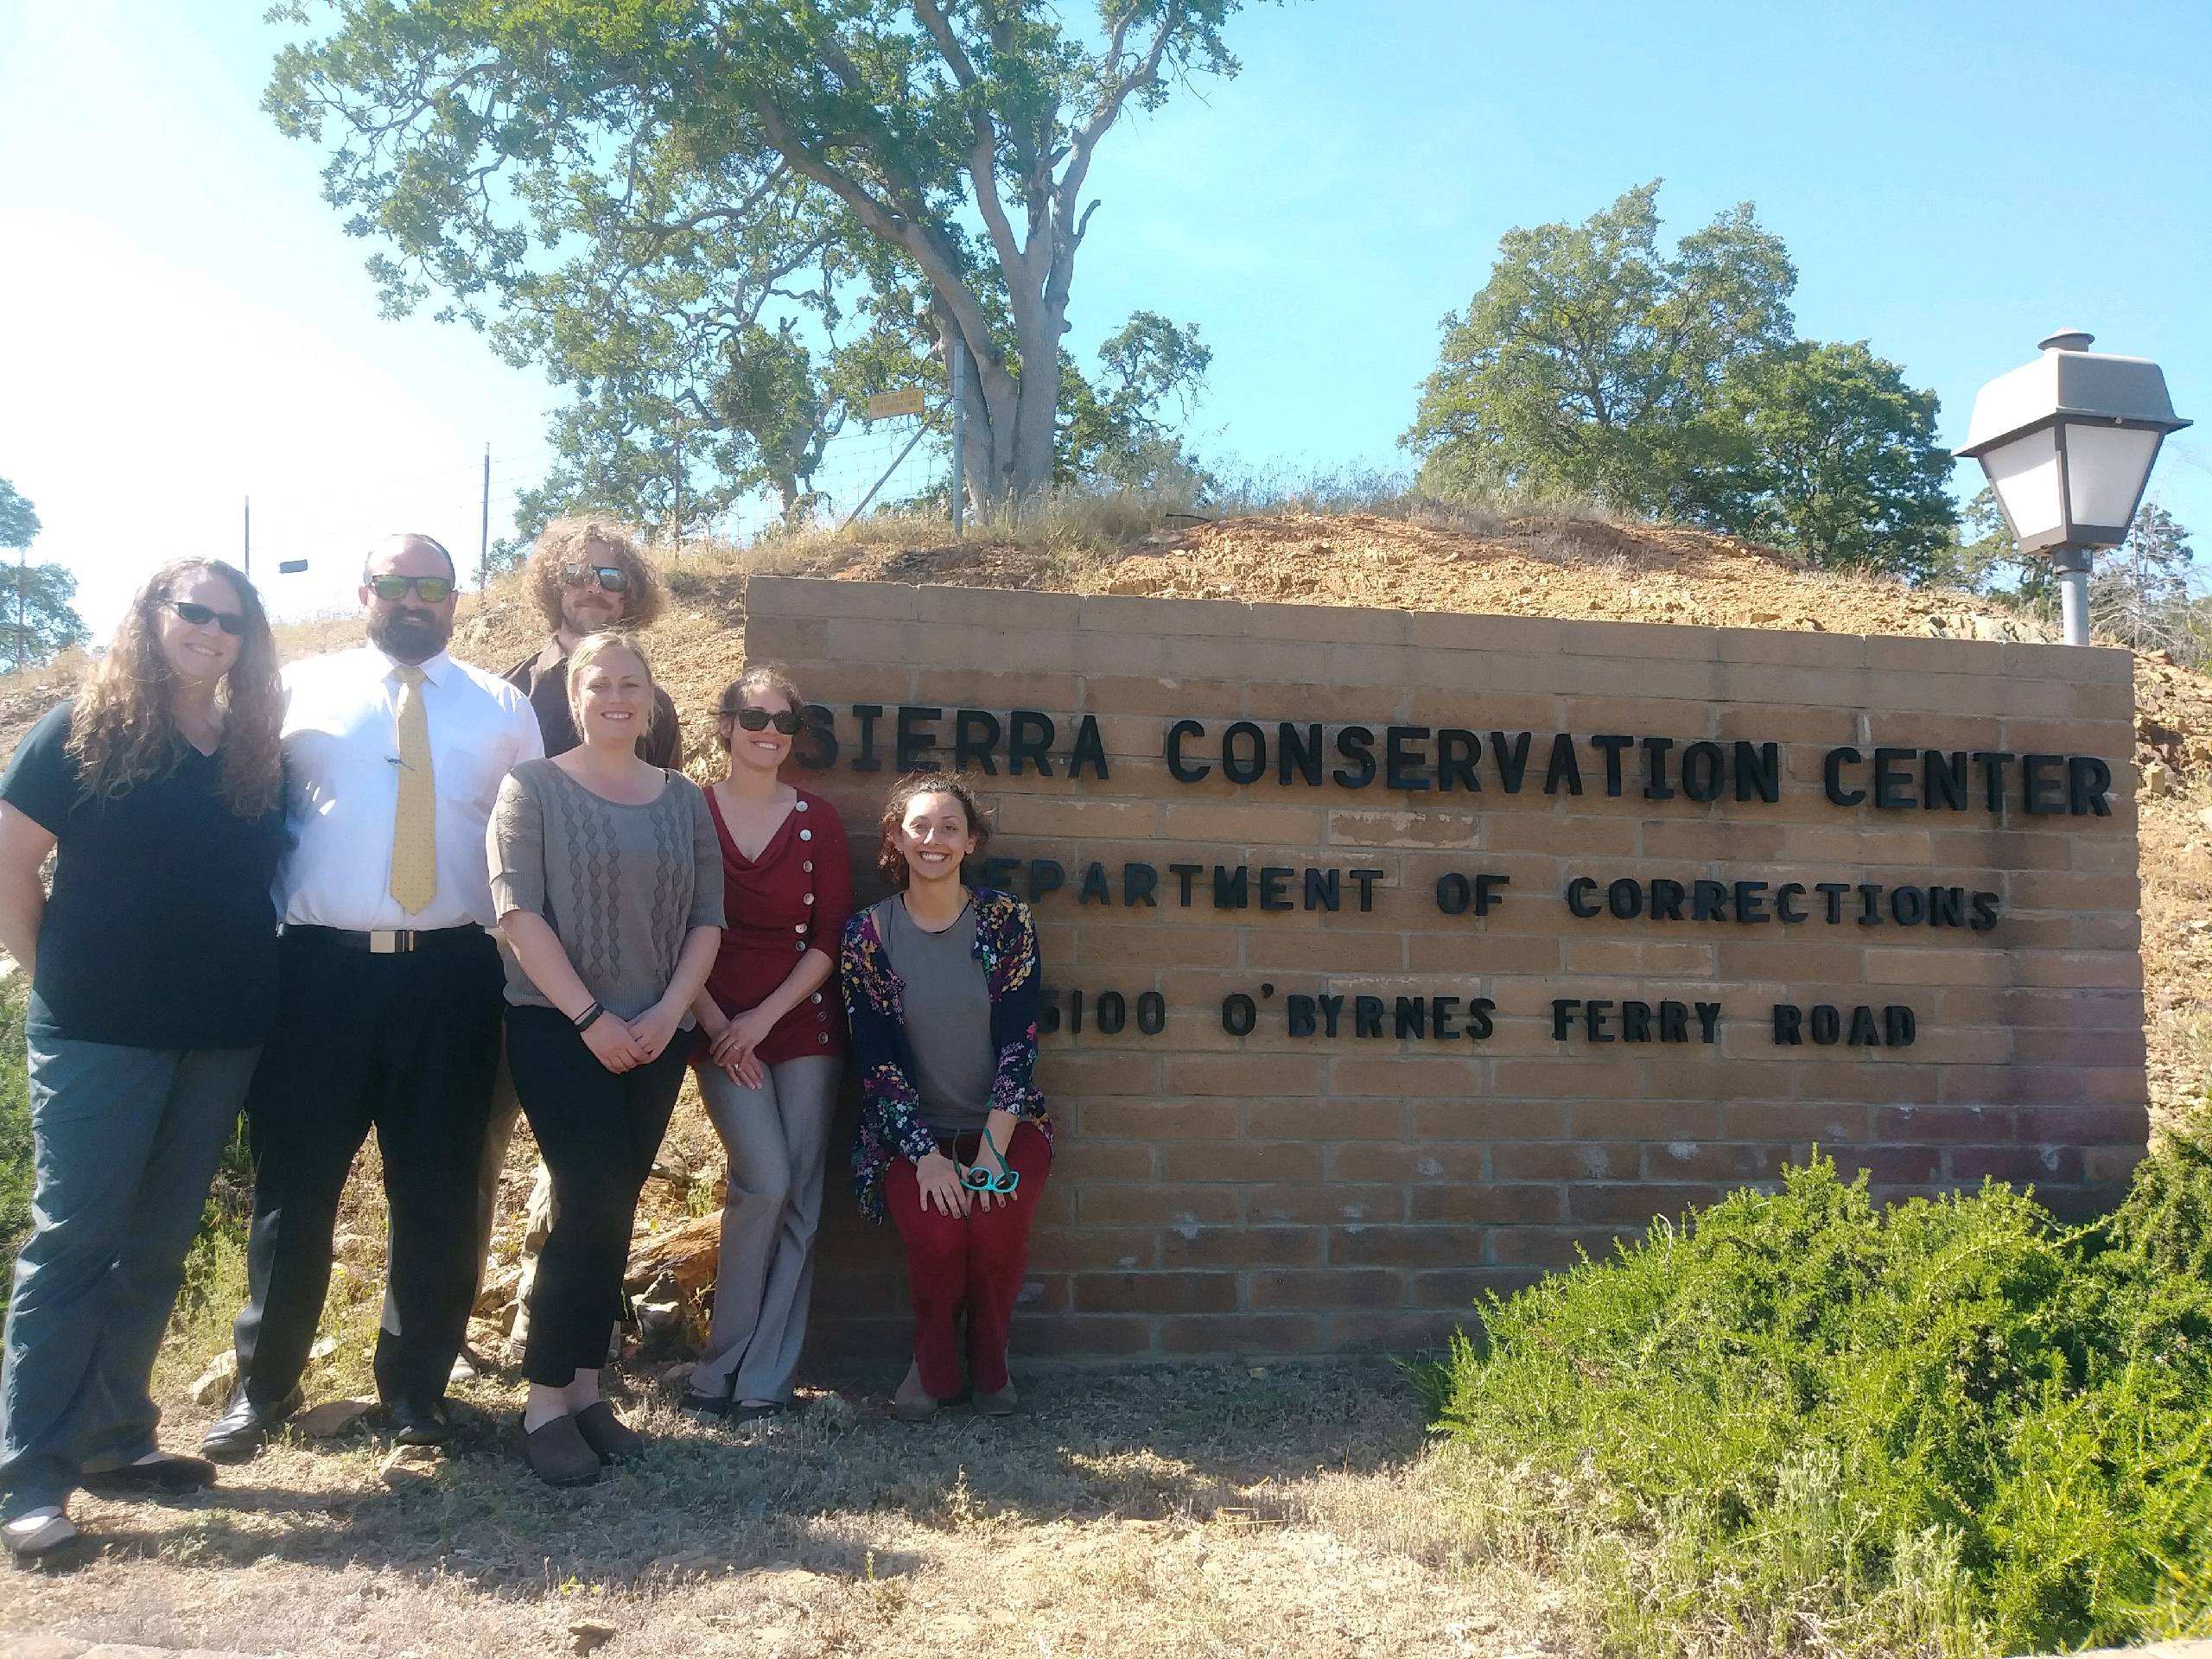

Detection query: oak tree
(265, 0), (1254, 510)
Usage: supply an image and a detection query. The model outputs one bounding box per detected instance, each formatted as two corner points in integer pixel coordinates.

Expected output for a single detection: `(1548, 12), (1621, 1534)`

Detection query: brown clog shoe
(521, 1414), (601, 1487)
(572, 1402), (644, 1465)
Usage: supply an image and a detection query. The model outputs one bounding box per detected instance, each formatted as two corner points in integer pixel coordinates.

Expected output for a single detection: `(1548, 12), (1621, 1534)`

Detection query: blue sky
(2, 1), (2207, 632)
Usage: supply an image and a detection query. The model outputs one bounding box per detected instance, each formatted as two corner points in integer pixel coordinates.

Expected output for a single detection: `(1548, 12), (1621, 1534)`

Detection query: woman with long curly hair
(0, 557), (285, 1562)
(841, 772), (1052, 1422)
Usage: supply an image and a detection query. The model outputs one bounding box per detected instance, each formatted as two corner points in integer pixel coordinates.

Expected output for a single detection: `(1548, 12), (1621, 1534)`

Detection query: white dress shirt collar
(377, 647), (454, 688)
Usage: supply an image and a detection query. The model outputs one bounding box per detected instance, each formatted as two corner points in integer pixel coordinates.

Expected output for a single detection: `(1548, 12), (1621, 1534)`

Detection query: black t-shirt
(0, 701), (285, 1049)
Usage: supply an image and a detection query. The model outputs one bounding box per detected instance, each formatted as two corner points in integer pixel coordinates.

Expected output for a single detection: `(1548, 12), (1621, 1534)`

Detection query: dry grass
(0, 1361), (1560, 1659)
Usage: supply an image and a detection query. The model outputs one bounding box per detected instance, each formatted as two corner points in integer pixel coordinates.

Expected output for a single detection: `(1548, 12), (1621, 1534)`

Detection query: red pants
(883, 1122), (1052, 1398)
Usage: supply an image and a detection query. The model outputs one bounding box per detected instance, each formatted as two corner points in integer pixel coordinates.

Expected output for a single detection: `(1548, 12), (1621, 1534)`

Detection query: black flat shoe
(200, 1385), (304, 1464)
(677, 1386), (731, 1422)
(81, 1452), (217, 1495)
(385, 1400), (453, 1447)
(3, 1510), (86, 1569)
(729, 1400), (786, 1425)
(572, 1402), (643, 1464)
(521, 1414), (601, 1488)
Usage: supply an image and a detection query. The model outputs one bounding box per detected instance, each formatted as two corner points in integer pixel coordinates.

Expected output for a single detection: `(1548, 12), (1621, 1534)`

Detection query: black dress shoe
(385, 1400), (453, 1447)
(200, 1386), (304, 1464)
(80, 1452), (218, 1495)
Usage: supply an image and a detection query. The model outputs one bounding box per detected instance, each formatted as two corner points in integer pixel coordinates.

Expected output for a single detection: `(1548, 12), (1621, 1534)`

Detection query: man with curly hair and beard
(504, 518), (683, 767)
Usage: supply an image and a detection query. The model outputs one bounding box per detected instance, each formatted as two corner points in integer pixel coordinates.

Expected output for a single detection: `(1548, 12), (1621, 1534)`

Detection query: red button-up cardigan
(696, 785), (854, 1065)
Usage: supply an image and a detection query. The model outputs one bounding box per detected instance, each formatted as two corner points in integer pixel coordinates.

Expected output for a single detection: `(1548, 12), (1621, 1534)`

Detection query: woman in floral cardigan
(841, 772), (1051, 1421)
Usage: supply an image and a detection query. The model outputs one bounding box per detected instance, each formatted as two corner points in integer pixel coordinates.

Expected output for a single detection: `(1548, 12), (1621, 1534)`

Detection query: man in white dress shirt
(203, 534), (543, 1461)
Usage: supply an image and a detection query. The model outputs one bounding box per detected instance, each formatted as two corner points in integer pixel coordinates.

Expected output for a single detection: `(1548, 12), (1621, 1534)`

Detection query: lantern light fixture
(1958, 330), (2190, 645)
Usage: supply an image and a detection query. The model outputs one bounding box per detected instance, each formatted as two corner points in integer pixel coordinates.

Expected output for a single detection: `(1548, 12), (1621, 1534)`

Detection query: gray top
(873, 893), (995, 1135)
(487, 759), (724, 1019)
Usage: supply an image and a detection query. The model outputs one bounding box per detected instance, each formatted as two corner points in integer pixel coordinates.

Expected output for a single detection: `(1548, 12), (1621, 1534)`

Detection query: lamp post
(1958, 330), (2190, 646)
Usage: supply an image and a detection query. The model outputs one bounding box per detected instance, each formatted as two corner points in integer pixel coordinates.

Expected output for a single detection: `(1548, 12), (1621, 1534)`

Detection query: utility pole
(479, 444), (490, 589)
(243, 496), (251, 578)
(949, 335), (966, 537)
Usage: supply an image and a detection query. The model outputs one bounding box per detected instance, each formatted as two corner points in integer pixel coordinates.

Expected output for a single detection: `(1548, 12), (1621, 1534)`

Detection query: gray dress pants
(690, 1055), (840, 1404)
(0, 1037), (257, 1516)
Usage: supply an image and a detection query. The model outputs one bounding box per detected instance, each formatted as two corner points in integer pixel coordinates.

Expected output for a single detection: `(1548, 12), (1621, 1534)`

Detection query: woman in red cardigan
(682, 666), (852, 1421)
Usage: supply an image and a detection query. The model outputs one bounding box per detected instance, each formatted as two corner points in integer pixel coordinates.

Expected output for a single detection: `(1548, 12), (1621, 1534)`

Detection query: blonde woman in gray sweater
(487, 632), (722, 1487)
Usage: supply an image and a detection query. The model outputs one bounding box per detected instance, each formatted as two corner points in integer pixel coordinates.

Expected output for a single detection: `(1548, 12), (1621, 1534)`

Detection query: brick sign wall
(744, 575), (2147, 1362)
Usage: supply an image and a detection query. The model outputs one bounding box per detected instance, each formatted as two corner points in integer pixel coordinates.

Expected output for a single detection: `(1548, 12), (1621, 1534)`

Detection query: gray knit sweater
(487, 759), (724, 1019)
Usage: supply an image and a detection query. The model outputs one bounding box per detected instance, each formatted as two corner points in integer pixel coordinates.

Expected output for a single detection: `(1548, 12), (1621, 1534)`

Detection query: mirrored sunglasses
(168, 600), (247, 638)
(368, 575), (454, 603)
(726, 706), (803, 734)
(561, 563), (632, 594)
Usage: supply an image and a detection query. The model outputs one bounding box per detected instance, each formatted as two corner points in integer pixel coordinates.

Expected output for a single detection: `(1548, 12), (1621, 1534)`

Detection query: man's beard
(370, 607), (451, 663)
(563, 596), (622, 634)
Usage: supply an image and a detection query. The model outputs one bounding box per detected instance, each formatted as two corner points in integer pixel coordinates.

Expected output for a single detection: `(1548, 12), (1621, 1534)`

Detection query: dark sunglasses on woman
(168, 600), (247, 638)
(725, 706), (803, 734)
(367, 574), (454, 603)
(561, 563), (632, 594)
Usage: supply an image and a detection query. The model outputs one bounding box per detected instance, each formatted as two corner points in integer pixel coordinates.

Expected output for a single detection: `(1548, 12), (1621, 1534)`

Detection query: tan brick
(1077, 1185), (1240, 1226)
(1165, 1054), (1328, 1096)
(1249, 1268), (1404, 1310)
(1489, 1226), (1635, 1266)
(1072, 1271), (1239, 1314)
(1247, 1183), (1405, 1224)
(1948, 1145), (2085, 1184)
(1158, 1313), (1323, 1355)
(1567, 1183), (1729, 1223)
(1319, 1309), (1475, 1353)
(1077, 1098), (1237, 1140)
(1027, 1229), (1160, 1271)
(1490, 1141), (1638, 1179)
(1409, 1184), (1567, 1223)
(1015, 1314), (1156, 1357)
(1160, 1142), (1324, 1184)
(1321, 1141), (1489, 1183)
(1160, 1226), (1323, 1268)
(1329, 1224), (1490, 1268)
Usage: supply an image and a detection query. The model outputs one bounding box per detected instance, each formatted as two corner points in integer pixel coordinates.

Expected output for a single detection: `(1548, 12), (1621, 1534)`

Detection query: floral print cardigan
(841, 887), (1052, 1221)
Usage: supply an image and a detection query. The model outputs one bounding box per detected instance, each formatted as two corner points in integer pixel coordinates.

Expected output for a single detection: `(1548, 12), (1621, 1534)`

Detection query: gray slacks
(0, 1037), (257, 1515)
(690, 1055), (840, 1404)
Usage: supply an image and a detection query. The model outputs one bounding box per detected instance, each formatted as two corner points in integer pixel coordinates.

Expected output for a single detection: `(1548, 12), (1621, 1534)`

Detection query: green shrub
(1434, 1153), (2212, 1656)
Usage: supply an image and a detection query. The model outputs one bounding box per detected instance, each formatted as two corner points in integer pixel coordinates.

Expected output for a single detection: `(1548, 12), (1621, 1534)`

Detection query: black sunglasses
(562, 563), (632, 594)
(168, 600), (247, 638)
(724, 706), (803, 734)
(367, 574), (454, 603)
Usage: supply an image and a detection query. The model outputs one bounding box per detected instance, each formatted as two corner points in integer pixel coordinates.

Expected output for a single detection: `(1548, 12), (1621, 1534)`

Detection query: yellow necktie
(389, 665), (438, 915)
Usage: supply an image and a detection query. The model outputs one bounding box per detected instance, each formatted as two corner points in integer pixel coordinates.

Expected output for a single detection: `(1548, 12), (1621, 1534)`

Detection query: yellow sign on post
(865, 388), (927, 419)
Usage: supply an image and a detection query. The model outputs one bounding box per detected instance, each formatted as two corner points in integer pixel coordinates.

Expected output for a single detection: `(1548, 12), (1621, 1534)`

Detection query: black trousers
(504, 1004), (689, 1387)
(232, 927), (504, 1410)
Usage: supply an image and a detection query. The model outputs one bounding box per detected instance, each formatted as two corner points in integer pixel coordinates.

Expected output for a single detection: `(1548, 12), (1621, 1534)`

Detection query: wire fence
(802, 413), (950, 527)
